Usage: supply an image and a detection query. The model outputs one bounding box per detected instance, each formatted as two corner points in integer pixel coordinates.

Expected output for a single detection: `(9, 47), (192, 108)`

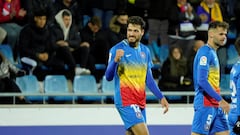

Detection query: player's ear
(141, 29), (144, 36)
(208, 30), (214, 38)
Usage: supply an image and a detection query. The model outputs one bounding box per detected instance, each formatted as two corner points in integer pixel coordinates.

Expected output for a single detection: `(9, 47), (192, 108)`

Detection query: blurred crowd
(0, 0), (239, 103)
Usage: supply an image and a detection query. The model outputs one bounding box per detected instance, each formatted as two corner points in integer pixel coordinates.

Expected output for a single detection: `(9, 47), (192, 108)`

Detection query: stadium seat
(226, 44), (238, 69)
(220, 74), (230, 92)
(73, 75), (104, 103)
(0, 44), (15, 63)
(102, 76), (115, 93)
(44, 75), (73, 101)
(220, 74), (231, 100)
(101, 76), (115, 101)
(16, 75), (45, 102)
(95, 64), (106, 70)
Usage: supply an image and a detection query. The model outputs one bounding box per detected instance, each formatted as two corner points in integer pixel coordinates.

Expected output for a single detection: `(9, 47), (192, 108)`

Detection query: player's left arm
(146, 68), (169, 114)
(146, 68), (163, 99)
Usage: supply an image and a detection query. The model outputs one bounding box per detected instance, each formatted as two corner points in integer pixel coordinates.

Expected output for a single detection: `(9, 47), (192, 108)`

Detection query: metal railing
(0, 91), (231, 105)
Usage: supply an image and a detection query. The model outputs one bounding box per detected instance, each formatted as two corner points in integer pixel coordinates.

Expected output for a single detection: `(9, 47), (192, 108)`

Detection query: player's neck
(207, 41), (218, 51)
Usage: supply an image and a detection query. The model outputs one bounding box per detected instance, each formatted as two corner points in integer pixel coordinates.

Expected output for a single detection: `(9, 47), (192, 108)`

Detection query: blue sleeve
(105, 48), (117, 81)
(237, 75), (240, 116)
(198, 69), (222, 102)
(146, 68), (164, 99)
(105, 60), (118, 81)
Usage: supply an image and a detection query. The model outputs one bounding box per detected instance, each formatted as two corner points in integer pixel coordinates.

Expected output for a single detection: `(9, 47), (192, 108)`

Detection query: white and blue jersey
(228, 59), (240, 135)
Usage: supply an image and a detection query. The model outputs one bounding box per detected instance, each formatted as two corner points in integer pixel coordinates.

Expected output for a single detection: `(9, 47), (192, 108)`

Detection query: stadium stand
(44, 75), (74, 102)
(73, 75), (105, 103)
(101, 75), (115, 102)
(16, 75), (44, 102)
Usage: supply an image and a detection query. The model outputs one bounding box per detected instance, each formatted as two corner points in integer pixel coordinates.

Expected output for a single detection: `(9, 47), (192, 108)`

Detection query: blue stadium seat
(101, 76), (115, 101)
(73, 75), (104, 102)
(102, 76), (115, 93)
(44, 75), (73, 101)
(95, 64), (106, 70)
(16, 75), (45, 101)
(220, 74), (231, 100)
(0, 44), (14, 63)
(220, 74), (230, 92)
(226, 44), (239, 69)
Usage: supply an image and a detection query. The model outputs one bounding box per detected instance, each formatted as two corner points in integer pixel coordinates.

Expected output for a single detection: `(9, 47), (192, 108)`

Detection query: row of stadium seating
(15, 74), (116, 104)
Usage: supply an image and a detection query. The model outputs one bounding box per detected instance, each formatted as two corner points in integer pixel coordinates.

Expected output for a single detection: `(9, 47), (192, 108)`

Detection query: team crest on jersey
(136, 112), (142, 119)
(140, 52), (146, 59)
(200, 56), (207, 66)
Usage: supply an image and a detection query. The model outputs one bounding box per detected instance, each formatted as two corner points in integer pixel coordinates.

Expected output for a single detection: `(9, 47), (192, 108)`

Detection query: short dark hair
(89, 16), (102, 28)
(33, 8), (48, 17)
(208, 21), (229, 31)
(127, 16), (146, 30)
(62, 10), (71, 18)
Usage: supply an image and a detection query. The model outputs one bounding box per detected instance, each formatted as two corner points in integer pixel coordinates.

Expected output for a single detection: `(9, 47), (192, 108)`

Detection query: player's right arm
(105, 49), (124, 81)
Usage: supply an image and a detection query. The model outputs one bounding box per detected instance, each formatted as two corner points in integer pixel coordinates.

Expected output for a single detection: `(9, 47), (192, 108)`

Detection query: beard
(129, 42), (136, 47)
(128, 37), (140, 47)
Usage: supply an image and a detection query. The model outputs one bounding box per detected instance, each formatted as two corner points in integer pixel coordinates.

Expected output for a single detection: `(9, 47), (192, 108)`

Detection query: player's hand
(219, 99), (230, 114)
(160, 97), (169, 114)
(233, 116), (240, 134)
(114, 49), (124, 62)
(38, 53), (49, 61)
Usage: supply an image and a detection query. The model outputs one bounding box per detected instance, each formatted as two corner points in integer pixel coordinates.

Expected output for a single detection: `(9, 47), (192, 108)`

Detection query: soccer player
(228, 37), (240, 135)
(105, 16), (169, 135)
(191, 21), (230, 135)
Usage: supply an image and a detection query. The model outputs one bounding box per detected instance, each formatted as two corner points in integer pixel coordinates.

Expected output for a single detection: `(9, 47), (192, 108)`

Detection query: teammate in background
(191, 21), (230, 135)
(105, 16), (169, 135)
(228, 37), (240, 135)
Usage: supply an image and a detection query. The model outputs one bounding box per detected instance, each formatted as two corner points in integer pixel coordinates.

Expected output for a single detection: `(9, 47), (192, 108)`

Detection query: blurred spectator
(18, 8), (69, 80)
(158, 45), (193, 91)
(168, 0), (201, 59)
(79, 16), (110, 80)
(196, 0), (229, 74)
(124, 0), (149, 19)
(188, 0), (202, 10)
(147, 0), (172, 65)
(108, 11), (128, 45)
(0, 51), (28, 104)
(0, 26), (6, 44)
(53, 0), (84, 31)
(20, 0), (55, 27)
(234, 0), (240, 36)
(0, 0), (27, 49)
(187, 40), (204, 79)
(51, 9), (90, 75)
(195, 0), (229, 43)
(88, 0), (117, 30)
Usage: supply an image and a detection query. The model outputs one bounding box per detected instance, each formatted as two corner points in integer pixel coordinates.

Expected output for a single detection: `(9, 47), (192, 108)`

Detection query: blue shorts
(117, 104), (146, 130)
(191, 106), (229, 135)
(228, 108), (238, 135)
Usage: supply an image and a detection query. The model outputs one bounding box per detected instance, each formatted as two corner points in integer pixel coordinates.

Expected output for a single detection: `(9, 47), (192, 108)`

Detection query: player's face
(127, 23), (144, 47)
(212, 27), (228, 47)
